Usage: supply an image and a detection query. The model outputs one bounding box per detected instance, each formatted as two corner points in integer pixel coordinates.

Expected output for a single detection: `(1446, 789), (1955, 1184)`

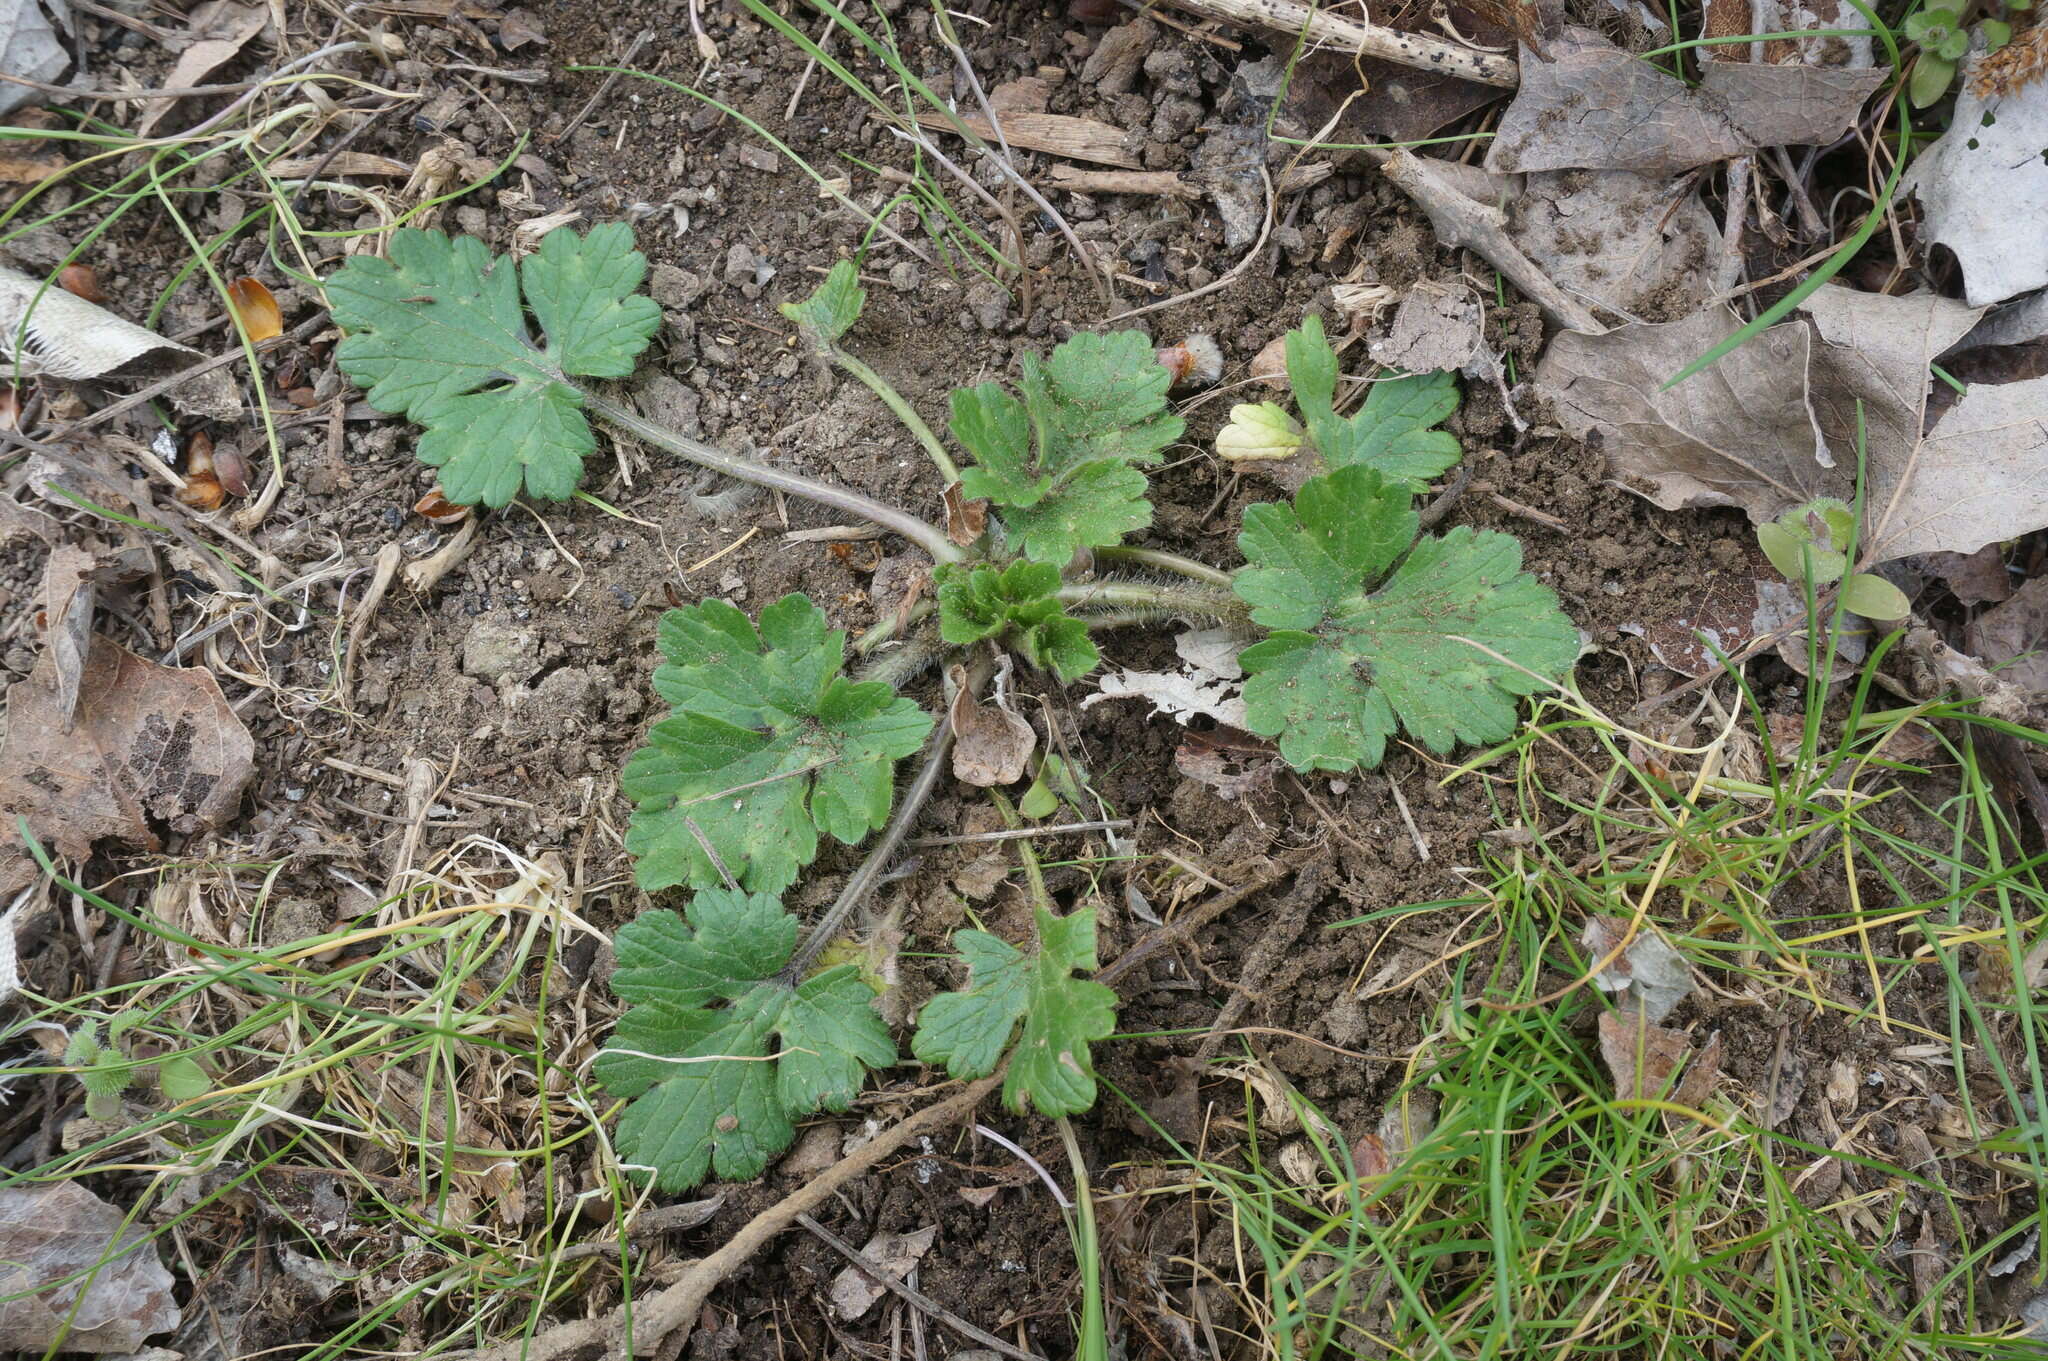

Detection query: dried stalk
(1155, 0), (1518, 88)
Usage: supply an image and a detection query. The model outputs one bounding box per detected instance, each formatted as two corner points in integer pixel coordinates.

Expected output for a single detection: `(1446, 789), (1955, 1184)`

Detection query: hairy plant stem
(1057, 578), (1244, 623)
(1096, 545), (1233, 588)
(827, 346), (962, 485)
(783, 721), (954, 982)
(586, 392), (963, 564)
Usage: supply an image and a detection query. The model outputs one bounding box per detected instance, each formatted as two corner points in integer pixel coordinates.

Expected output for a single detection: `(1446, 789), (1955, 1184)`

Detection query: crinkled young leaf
(934, 560), (1100, 682)
(1235, 466), (1578, 772)
(911, 906), (1117, 1116)
(329, 225), (660, 506)
(1284, 314), (1462, 489)
(595, 890), (895, 1190)
(624, 594), (934, 893)
(952, 331), (1180, 562)
(781, 258), (865, 349)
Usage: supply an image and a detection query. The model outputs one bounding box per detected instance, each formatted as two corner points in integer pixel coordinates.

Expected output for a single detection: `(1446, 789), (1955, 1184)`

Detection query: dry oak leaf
(0, 1182), (180, 1352)
(0, 634), (254, 865)
(1536, 306), (1834, 521)
(1904, 46), (2048, 306)
(1487, 26), (1885, 175)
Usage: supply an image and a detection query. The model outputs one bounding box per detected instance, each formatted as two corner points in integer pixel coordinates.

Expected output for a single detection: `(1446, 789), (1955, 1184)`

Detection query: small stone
(737, 143), (782, 173)
(722, 242), (758, 287)
(650, 263), (709, 309)
(461, 612), (541, 684)
(454, 206), (489, 237)
(888, 260), (922, 293)
(966, 280), (1007, 332)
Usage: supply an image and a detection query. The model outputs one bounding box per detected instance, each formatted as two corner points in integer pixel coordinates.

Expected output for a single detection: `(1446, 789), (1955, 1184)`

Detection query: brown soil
(0, 0), (2023, 1356)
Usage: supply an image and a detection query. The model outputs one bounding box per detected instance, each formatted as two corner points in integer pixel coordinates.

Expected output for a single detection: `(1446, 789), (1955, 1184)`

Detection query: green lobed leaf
(595, 889), (895, 1190)
(934, 560), (1100, 682)
(781, 258), (866, 349)
(1234, 466), (1579, 773)
(911, 905), (1118, 1117)
(329, 225), (661, 506)
(951, 331), (1181, 562)
(623, 593), (934, 893)
(1283, 314), (1463, 488)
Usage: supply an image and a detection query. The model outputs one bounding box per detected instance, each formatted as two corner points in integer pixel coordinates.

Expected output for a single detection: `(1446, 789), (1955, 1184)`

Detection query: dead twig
(1155, 0), (1517, 88)
(1099, 849), (1316, 987)
(796, 1213), (1047, 1361)
(442, 1075), (1003, 1361)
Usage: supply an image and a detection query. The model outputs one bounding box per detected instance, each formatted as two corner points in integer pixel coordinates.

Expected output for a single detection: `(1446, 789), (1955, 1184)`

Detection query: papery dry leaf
(1582, 915), (1694, 1022)
(1624, 541), (1775, 677)
(828, 1224), (936, 1320)
(1175, 726), (1283, 802)
(225, 276), (281, 341)
(1536, 307), (1834, 521)
(1904, 60), (2048, 305)
(1799, 286), (1989, 560)
(1084, 668), (1249, 728)
(948, 664), (1034, 787)
(1869, 373), (2048, 561)
(1971, 576), (2048, 697)
(1922, 545), (2012, 605)
(0, 1182), (180, 1351)
(496, 5), (546, 48)
(0, 267), (237, 418)
(1488, 26), (1885, 174)
(1369, 281), (1489, 375)
(1672, 1028), (1721, 1107)
(0, 0), (73, 119)
(941, 481), (988, 547)
(1509, 170), (1720, 321)
(0, 634), (254, 867)
(39, 544), (93, 731)
(136, 0), (269, 138)
(1596, 1008), (1691, 1100)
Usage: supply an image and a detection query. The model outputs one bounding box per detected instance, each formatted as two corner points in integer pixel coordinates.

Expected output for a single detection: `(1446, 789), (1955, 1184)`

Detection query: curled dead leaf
(225, 276), (282, 342)
(0, 633), (256, 870)
(0, 1182), (181, 1350)
(415, 486), (470, 526)
(947, 662), (1034, 787)
(940, 482), (989, 547)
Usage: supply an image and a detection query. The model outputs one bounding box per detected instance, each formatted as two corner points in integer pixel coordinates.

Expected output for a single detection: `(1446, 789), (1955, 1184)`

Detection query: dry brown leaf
(828, 1224), (936, 1321)
(0, 1182), (180, 1351)
(1799, 287), (1989, 560)
(1487, 26), (1885, 174)
(1596, 1008), (1691, 1101)
(947, 664), (1034, 787)
(1369, 281), (1489, 375)
(1923, 545), (2012, 605)
(1175, 726), (1282, 802)
(1672, 1029), (1721, 1107)
(496, 5), (545, 49)
(1582, 915), (1694, 1022)
(1869, 372), (2048, 561)
(940, 482), (988, 547)
(1904, 57), (2048, 305)
(1970, 576), (2048, 697)
(914, 109), (1136, 168)
(1510, 170), (1720, 321)
(0, 634), (254, 867)
(39, 544), (94, 731)
(1623, 541), (1775, 677)
(136, 1), (270, 138)
(1536, 307), (1832, 521)
(0, 267), (238, 419)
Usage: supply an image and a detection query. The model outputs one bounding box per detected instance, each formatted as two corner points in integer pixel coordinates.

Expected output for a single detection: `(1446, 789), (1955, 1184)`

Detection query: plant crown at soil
(323, 236), (1579, 1191)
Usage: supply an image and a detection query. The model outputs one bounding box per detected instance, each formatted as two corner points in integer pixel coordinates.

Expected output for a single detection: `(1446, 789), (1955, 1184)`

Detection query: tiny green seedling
(326, 234), (1580, 1190)
(1758, 497), (1910, 620)
(1904, 0), (2031, 107)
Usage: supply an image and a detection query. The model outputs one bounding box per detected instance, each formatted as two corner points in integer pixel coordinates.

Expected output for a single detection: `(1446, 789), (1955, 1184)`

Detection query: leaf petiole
(826, 345), (962, 485)
(585, 392), (964, 564)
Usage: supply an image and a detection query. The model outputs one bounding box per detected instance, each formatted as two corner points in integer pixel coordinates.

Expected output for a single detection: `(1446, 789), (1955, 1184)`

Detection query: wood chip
(915, 110), (1137, 168)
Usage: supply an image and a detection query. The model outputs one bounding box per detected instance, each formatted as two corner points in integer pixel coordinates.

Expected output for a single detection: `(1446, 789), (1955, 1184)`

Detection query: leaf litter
(0, 1182), (180, 1351)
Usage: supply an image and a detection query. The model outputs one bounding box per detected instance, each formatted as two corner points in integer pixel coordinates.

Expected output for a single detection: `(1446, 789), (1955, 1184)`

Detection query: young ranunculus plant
(326, 233), (1580, 1189)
